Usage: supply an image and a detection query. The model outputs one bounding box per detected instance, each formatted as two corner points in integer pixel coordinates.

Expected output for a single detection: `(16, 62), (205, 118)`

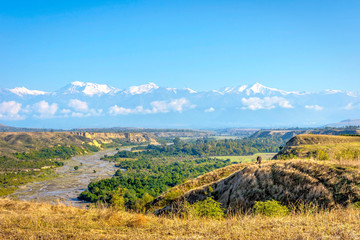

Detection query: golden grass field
(1, 198), (360, 240)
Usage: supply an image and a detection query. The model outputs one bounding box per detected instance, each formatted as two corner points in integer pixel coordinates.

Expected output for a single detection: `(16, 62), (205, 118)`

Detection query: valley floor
(0, 198), (359, 240)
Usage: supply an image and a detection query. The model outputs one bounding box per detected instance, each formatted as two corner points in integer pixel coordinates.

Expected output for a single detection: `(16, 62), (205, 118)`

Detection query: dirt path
(10, 148), (128, 207)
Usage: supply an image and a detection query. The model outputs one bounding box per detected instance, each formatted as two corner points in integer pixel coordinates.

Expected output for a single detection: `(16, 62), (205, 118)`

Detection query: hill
(151, 162), (255, 209)
(0, 132), (157, 155)
(250, 128), (360, 141)
(326, 119), (360, 128)
(273, 134), (360, 160)
(154, 159), (360, 215)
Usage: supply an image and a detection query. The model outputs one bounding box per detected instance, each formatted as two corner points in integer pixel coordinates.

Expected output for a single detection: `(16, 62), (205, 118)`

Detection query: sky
(1, 0), (360, 92)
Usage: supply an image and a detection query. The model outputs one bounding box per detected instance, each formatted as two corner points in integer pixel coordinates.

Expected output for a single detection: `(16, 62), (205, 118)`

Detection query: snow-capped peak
(247, 83), (303, 95)
(125, 82), (159, 95)
(324, 89), (342, 94)
(248, 82), (267, 94)
(8, 87), (48, 96)
(323, 89), (358, 97)
(237, 85), (248, 92)
(184, 88), (197, 94)
(71, 81), (86, 87)
(166, 88), (177, 94)
(64, 81), (119, 96)
(217, 83), (300, 96)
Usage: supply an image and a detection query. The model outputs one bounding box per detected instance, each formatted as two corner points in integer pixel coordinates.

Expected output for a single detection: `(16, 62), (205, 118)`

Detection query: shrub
(253, 200), (289, 217)
(353, 202), (360, 209)
(185, 197), (225, 219)
(74, 166), (79, 171)
(317, 150), (329, 160)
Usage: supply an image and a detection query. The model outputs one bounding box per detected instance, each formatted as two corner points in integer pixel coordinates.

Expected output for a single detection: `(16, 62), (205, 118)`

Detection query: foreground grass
(1, 199), (360, 239)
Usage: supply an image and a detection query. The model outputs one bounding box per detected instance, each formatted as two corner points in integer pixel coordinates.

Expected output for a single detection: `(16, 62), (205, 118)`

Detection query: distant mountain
(325, 119), (360, 128)
(0, 123), (11, 129)
(0, 81), (359, 128)
(58, 81), (121, 96)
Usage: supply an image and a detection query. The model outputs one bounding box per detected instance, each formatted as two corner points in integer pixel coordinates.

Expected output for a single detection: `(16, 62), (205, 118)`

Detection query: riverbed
(10, 148), (127, 207)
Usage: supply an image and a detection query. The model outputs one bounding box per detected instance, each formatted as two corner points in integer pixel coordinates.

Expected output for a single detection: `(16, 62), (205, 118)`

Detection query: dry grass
(1, 198), (360, 239)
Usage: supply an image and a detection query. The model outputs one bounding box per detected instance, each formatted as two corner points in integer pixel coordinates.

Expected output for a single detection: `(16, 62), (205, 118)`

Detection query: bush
(316, 150), (329, 160)
(353, 202), (360, 209)
(253, 200), (289, 217)
(185, 197), (225, 219)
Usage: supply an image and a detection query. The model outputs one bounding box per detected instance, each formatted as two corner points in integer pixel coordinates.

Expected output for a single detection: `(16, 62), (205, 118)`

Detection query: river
(9, 147), (128, 207)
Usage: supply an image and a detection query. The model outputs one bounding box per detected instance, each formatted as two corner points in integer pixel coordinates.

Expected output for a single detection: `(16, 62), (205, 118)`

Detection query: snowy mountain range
(0, 82), (359, 129)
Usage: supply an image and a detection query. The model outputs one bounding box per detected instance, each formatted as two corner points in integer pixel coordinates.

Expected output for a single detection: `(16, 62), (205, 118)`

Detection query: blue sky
(1, 0), (359, 92)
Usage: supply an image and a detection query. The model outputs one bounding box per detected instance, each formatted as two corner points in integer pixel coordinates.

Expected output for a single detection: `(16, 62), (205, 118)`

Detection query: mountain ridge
(5, 81), (357, 97)
(1, 81), (359, 129)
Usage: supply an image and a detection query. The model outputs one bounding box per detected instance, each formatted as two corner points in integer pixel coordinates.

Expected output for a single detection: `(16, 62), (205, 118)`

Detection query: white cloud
(86, 109), (103, 117)
(109, 98), (195, 115)
(0, 101), (24, 120)
(65, 99), (103, 117)
(9, 87), (47, 96)
(61, 109), (71, 114)
(305, 105), (323, 111)
(109, 105), (146, 115)
(344, 102), (360, 110)
(68, 99), (89, 112)
(33, 100), (58, 118)
(71, 112), (84, 118)
(151, 98), (193, 113)
(241, 97), (293, 110)
(205, 107), (215, 112)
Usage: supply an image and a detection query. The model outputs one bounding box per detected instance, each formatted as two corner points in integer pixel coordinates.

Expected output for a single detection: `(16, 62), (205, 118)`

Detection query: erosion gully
(9, 147), (130, 208)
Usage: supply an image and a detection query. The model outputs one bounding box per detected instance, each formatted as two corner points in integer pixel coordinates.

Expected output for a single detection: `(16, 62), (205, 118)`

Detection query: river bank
(8, 148), (127, 207)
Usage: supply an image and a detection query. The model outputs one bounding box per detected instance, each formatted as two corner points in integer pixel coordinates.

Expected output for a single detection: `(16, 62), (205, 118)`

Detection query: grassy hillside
(1, 198), (360, 239)
(273, 134), (360, 160)
(154, 159), (360, 214)
(151, 161), (254, 209)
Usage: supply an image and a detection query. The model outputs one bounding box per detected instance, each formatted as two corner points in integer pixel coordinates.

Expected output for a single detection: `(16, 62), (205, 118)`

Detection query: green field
(214, 153), (276, 163)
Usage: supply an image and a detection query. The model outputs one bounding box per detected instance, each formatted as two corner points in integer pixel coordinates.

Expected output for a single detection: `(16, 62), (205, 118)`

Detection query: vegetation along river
(9, 147), (129, 207)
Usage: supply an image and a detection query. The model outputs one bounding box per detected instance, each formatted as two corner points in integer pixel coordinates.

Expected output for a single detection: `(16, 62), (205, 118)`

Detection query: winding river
(10, 148), (127, 207)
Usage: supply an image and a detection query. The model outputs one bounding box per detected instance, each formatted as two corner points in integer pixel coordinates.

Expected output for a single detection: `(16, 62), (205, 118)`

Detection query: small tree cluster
(184, 197), (225, 219)
(253, 200), (289, 217)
